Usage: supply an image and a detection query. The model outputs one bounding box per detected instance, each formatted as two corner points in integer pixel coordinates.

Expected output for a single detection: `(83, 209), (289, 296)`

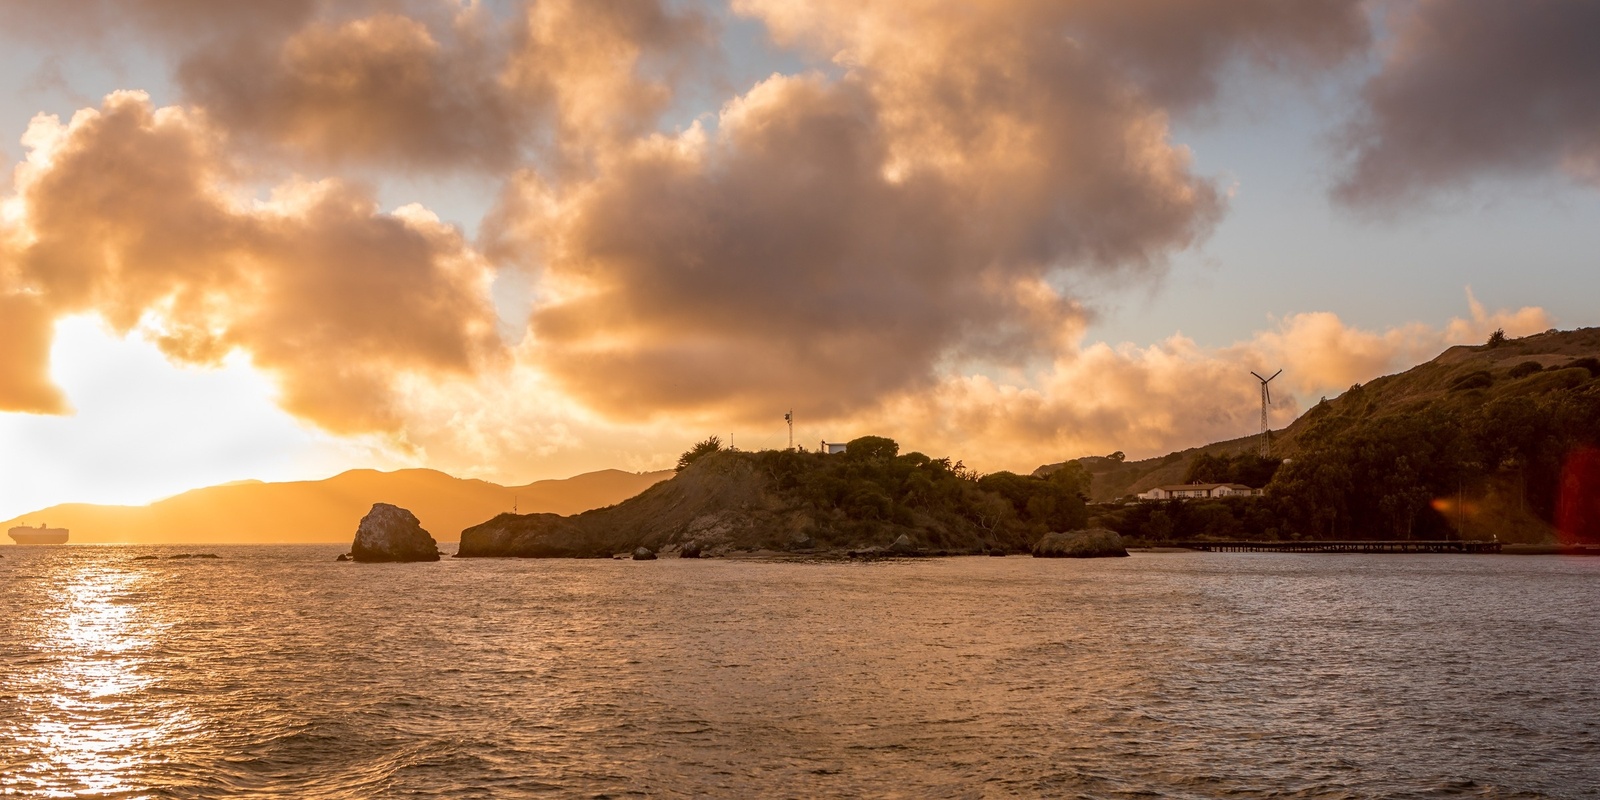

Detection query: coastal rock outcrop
(679, 541), (703, 558)
(455, 447), (1056, 558)
(1032, 529), (1129, 558)
(633, 546), (657, 560)
(351, 503), (441, 563)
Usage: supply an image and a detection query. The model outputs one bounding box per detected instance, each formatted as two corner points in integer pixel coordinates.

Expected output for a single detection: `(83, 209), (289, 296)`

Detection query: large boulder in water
(1032, 529), (1129, 558)
(351, 503), (441, 563)
(633, 546), (657, 561)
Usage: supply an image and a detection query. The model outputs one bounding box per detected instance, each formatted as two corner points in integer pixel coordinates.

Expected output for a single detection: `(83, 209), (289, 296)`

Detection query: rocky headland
(457, 439), (1099, 559)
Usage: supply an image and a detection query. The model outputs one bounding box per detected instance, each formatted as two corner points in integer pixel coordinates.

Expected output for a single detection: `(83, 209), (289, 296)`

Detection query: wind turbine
(1251, 369), (1282, 458)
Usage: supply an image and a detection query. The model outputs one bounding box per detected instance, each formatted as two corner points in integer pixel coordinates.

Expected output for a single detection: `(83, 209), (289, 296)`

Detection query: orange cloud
(861, 295), (1554, 471)
(0, 294), (67, 414)
(0, 92), (501, 431)
(473, 1), (1374, 428)
(7, 1), (1557, 488)
(1, 2), (711, 173)
(177, 12), (524, 171)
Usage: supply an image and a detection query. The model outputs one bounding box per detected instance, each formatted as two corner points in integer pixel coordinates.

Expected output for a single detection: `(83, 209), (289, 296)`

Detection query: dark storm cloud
(1337, 0), (1600, 205)
(1063, 0), (1370, 110)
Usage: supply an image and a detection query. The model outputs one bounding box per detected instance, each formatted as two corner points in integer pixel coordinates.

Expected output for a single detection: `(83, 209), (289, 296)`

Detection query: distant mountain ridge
(1, 468), (672, 545)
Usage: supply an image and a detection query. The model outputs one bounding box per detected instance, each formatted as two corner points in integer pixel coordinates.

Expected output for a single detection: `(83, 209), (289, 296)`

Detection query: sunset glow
(0, 0), (1595, 515)
(2, 5), (1599, 798)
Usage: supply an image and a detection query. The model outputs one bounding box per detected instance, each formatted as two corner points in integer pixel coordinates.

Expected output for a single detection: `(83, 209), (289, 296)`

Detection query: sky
(1, 0), (1597, 521)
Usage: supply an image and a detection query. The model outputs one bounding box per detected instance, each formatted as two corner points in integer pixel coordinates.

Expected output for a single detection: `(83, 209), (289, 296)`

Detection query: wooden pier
(1178, 539), (1503, 554)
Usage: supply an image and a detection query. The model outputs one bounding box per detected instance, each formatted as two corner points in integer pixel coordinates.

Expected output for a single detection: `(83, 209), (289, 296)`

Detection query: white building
(820, 441), (848, 454)
(1138, 483), (1262, 501)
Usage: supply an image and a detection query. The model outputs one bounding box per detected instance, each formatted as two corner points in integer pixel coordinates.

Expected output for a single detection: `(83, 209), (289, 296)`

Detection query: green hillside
(1043, 327), (1600, 544)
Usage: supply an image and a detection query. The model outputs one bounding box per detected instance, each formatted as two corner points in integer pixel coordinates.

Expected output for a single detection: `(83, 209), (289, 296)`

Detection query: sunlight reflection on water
(16, 565), (157, 797)
(0, 546), (1596, 798)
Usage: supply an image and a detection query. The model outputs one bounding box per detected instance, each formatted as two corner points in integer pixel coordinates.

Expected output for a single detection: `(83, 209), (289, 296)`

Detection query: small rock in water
(679, 541), (702, 558)
(1032, 529), (1129, 558)
(133, 555), (160, 561)
(350, 503), (441, 563)
(633, 546), (657, 561)
(887, 534), (917, 554)
(336, 553), (351, 562)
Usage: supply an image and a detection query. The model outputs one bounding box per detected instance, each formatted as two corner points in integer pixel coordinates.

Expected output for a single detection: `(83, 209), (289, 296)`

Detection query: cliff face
(457, 447), (1065, 557)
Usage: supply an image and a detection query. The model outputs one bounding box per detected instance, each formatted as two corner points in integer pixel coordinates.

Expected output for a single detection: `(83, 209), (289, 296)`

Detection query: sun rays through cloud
(0, 1), (1594, 510)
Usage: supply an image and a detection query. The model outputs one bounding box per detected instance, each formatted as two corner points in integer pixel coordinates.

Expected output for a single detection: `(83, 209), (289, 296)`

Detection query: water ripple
(0, 548), (1596, 798)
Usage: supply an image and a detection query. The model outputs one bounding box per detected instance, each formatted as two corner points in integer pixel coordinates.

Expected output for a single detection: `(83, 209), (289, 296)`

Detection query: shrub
(1449, 370), (1494, 391)
(845, 435), (899, 461)
(676, 436), (723, 472)
(1508, 361), (1544, 379)
(1570, 357), (1600, 377)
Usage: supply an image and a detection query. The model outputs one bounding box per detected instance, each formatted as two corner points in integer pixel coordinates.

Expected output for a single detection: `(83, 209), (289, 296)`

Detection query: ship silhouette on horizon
(8, 523), (68, 545)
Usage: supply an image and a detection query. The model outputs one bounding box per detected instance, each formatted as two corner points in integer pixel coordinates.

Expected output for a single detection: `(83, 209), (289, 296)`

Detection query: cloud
(0, 1), (317, 46)
(0, 294), (67, 413)
(0, 1), (1558, 487)
(494, 0), (1370, 424)
(177, 0), (711, 172)
(977, 0), (1370, 111)
(0, 92), (501, 431)
(374, 292), (1553, 483)
(0, 1), (712, 173)
(175, 12), (524, 171)
(862, 293), (1553, 471)
(503, 0), (714, 167)
(1336, 0), (1600, 205)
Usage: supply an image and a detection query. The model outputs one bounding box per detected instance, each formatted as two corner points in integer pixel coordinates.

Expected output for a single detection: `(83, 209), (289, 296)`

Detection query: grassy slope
(1037, 327), (1600, 503)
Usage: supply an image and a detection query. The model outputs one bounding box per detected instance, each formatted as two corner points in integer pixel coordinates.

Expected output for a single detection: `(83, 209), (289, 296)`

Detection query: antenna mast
(785, 410), (794, 451)
(1251, 369), (1283, 458)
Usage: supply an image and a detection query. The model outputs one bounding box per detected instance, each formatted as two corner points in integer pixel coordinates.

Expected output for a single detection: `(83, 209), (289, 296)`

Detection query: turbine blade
(1270, 369), (1283, 381)
(1251, 371), (1265, 382)
(1266, 385), (1273, 404)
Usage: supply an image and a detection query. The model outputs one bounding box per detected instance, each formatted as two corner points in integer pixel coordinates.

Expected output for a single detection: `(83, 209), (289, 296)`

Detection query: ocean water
(1, 547), (1596, 799)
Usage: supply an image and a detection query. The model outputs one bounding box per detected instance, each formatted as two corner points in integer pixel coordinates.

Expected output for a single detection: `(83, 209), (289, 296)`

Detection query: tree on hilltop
(845, 435), (899, 461)
(676, 436), (723, 472)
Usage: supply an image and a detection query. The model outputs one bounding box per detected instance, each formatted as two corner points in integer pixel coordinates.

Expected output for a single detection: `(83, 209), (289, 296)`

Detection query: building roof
(1149, 483), (1255, 492)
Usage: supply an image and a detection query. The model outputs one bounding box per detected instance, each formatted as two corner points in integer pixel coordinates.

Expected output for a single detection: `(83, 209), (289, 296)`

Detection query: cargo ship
(8, 523), (69, 545)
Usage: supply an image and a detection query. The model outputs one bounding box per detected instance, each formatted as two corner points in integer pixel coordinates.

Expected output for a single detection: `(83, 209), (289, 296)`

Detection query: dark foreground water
(1, 547), (1596, 799)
